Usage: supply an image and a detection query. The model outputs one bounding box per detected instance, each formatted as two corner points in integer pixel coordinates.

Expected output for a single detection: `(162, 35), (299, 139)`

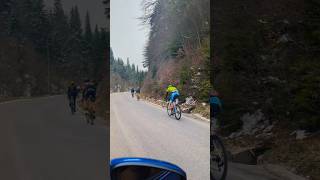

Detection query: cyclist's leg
(171, 92), (179, 111)
(169, 93), (174, 110)
(73, 96), (77, 111)
(92, 100), (96, 119)
(89, 100), (95, 124)
(71, 96), (76, 111)
(68, 96), (72, 107)
(88, 96), (96, 118)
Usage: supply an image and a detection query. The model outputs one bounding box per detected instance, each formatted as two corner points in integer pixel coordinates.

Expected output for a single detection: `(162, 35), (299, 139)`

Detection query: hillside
(213, 0), (320, 179)
(141, 0), (210, 103)
(0, 38), (47, 97)
(0, 0), (109, 98)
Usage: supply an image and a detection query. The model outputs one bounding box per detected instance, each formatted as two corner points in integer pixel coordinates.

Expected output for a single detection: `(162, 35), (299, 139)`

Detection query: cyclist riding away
(210, 90), (222, 132)
(130, 87), (135, 98)
(67, 81), (79, 113)
(165, 85), (180, 114)
(83, 80), (97, 125)
(135, 87), (141, 100)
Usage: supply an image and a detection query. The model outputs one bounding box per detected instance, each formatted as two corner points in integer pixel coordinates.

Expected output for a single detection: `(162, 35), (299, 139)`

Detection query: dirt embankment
(225, 123), (320, 180)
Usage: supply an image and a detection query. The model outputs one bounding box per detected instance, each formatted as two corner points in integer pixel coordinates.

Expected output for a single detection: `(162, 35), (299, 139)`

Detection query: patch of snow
(293, 130), (309, 140)
(241, 109), (265, 135)
(278, 34), (290, 43)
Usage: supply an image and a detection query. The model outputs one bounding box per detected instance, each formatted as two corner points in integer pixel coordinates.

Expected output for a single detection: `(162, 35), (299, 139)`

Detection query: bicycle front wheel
(211, 135), (228, 180)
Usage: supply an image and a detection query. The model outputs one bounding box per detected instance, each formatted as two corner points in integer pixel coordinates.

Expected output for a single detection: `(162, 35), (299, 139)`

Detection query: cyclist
(83, 80), (97, 125)
(67, 81), (79, 113)
(165, 85), (180, 114)
(130, 87), (135, 98)
(210, 90), (222, 131)
(135, 87), (141, 100)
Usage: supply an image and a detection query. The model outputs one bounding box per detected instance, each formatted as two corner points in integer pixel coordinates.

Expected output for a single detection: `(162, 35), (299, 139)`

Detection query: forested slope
(110, 49), (146, 92)
(213, 1), (320, 178)
(141, 0), (210, 102)
(0, 0), (108, 98)
(214, 0), (320, 134)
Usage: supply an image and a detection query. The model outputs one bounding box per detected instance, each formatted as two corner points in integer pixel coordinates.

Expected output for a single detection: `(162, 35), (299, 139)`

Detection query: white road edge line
(142, 99), (210, 123)
(0, 95), (63, 105)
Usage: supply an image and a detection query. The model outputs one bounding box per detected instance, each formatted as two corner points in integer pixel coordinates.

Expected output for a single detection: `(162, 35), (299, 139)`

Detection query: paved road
(0, 96), (108, 180)
(227, 163), (306, 180)
(110, 93), (307, 180)
(110, 93), (210, 180)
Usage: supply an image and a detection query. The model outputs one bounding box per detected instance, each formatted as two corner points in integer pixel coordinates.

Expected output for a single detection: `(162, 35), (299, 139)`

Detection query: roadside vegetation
(214, 1), (320, 178)
(0, 0), (108, 97)
(140, 0), (210, 104)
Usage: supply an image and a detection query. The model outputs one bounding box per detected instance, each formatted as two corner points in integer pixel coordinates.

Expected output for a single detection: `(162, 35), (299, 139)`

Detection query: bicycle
(166, 98), (182, 120)
(84, 97), (96, 125)
(85, 109), (95, 125)
(210, 133), (228, 180)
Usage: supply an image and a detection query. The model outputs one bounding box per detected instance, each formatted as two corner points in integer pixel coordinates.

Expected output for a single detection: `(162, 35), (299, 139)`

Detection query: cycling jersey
(166, 86), (179, 103)
(84, 83), (97, 102)
(166, 86), (178, 93)
(68, 85), (79, 98)
(210, 96), (222, 118)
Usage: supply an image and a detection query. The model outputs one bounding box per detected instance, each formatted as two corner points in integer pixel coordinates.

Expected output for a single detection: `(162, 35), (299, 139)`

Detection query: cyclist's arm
(165, 92), (169, 101)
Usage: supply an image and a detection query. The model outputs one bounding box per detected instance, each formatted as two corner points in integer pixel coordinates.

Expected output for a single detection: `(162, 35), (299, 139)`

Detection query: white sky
(111, 0), (149, 70)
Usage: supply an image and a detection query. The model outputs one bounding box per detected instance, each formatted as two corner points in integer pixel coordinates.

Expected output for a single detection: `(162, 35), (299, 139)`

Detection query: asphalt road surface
(110, 93), (210, 180)
(227, 163), (306, 180)
(111, 93), (307, 180)
(0, 96), (108, 180)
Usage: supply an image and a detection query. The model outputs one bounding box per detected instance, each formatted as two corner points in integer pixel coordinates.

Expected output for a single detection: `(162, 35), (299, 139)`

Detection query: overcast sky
(111, 0), (149, 70)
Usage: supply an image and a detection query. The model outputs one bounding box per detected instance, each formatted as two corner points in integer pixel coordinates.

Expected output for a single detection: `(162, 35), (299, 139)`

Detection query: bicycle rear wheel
(211, 135), (228, 180)
(174, 105), (182, 120)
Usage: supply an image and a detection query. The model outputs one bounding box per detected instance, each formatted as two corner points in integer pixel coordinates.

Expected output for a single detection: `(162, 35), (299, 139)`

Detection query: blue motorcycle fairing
(110, 157), (186, 178)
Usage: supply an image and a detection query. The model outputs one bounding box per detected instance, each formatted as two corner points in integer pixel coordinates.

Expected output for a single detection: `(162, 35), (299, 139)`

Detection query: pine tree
(69, 6), (82, 36)
(51, 0), (70, 63)
(93, 25), (100, 42)
(53, 0), (64, 19)
(126, 58), (130, 67)
(0, 0), (12, 35)
(84, 11), (92, 42)
(102, 0), (110, 19)
(29, 0), (49, 53)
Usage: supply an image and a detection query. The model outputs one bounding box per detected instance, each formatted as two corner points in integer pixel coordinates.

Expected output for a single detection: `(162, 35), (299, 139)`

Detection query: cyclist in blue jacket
(210, 90), (222, 131)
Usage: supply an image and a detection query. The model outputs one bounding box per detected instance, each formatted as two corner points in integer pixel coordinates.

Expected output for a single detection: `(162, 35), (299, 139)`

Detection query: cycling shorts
(169, 91), (180, 103)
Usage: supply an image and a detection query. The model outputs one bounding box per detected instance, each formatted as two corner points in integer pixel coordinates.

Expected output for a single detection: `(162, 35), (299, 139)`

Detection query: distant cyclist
(165, 85), (180, 113)
(83, 80), (97, 125)
(67, 81), (79, 113)
(135, 87), (141, 100)
(130, 87), (135, 98)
